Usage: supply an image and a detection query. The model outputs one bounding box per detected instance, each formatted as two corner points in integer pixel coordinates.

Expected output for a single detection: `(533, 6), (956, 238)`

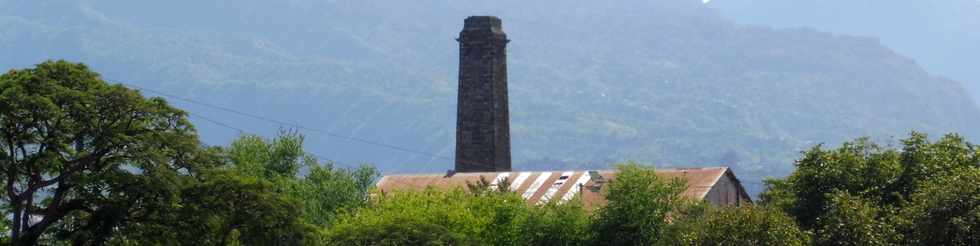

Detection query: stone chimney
(455, 16), (511, 172)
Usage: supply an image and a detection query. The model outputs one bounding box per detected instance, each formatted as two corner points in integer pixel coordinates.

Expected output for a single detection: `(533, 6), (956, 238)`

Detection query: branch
(40, 148), (114, 188)
(44, 181), (73, 216)
(27, 199), (90, 240)
(6, 160), (18, 201)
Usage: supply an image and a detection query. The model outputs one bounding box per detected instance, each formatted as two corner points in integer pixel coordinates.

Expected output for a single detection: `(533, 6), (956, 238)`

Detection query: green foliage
(896, 168), (980, 245)
(815, 192), (898, 246)
(757, 178), (795, 213)
(227, 133), (308, 179)
(0, 204), (8, 242)
(761, 137), (903, 228)
(297, 163), (378, 227)
(325, 189), (500, 245)
(0, 60), (201, 245)
(325, 188), (592, 246)
(892, 133), (979, 200)
(318, 131), (979, 246)
(665, 204), (810, 246)
(590, 162), (687, 245)
(222, 131), (379, 227)
(168, 172), (318, 245)
(0, 62), (373, 245)
(763, 132), (980, 245)
(523, 198), (592, 246)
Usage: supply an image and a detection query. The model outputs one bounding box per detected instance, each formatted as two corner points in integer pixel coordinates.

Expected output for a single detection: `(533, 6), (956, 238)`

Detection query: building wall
(703, 173), (745, 205)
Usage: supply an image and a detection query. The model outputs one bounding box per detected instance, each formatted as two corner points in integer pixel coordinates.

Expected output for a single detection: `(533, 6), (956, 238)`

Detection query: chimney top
(463, 16), (503, 32)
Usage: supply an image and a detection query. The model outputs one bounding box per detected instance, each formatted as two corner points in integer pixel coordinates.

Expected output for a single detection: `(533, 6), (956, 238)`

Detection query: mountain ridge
(709, 0), (980, 101)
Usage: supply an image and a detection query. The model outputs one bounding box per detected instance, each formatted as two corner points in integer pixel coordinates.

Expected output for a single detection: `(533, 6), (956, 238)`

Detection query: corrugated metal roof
(377, 167), (734, 208)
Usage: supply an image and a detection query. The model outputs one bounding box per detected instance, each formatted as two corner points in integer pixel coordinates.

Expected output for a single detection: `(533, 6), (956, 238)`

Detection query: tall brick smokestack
(455, 16), (511, 172)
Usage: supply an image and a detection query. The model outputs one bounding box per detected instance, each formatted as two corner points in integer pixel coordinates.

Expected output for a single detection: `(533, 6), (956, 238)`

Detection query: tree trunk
(12, 208), (66, 246)
(10, 199), (22, 241)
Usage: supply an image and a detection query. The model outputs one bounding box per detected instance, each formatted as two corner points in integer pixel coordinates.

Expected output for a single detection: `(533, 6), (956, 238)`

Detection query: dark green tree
(325, 185), (593, 245)
(222, 132), (378, 227)
(170, 172), (318, 245)
(760, 137), (903, 229)
(815, 191), (898, 246)
(523, 198), (591, 246)
(0, 61), (202, 245)
(762, 132), (979, 244)
(590, 162), (687, 245)
(324, 189), (487, 245)
(0, 61), (336, 245)
(896, 168), (980, 245)
(889, 133), (980, 200)
(665, 204), (810, 246)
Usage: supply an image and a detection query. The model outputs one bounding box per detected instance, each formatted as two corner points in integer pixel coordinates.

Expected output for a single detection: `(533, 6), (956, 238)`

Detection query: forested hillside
(710, 0), (980, 99)
(1, 0), (977, 194)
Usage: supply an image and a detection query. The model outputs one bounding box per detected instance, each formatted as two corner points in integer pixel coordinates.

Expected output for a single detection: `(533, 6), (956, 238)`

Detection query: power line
(113, 82), (366, 169)
(122, 83), (320, 132)
(188, 106), (362, 170)
(112, 80), (512, 172)
(188, 112), (246, 134)
(116, 81), (454, 161)
(112, 80), (533, 171)
(185, 107), (426, 187)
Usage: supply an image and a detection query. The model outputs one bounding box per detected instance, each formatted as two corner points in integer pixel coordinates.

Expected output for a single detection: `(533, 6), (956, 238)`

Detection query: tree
(222, 132), (378, 227)
(890, 133), (979, 201)
(465, 176), (591, 245)
(590, 162), (687, 245)
(324, 189), (487, 245)
(762, 132), (980, 244)
(225, 133), (305, 179)
(0, 61), (202, 245)
(325, 185), (594, 245)
(665, 204), (810, 246)
(169, 172), (319, 245)
(896, 168), (980, 245)
(297, 163), (377, 227)
(760, 137), (903, 229)
(523, 198), (591, 246)
(815, 191), (898, 246)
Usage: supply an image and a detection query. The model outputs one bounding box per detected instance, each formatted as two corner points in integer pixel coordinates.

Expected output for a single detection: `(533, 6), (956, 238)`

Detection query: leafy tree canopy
(325, 176), (594, 245)
(0, 60), (202, 245)
(591, 162), (688, 245)
(0, 61), (374, 245)
(896, 167), (980, 245)
(222, 131), (379, 227)
(762, 132), (980, 245)
(665, 204), (810, 246)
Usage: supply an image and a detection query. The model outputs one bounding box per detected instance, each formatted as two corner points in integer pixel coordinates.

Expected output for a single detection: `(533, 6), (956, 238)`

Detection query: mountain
(709, 0), (980, 100)
(2, 0), (978, 194)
